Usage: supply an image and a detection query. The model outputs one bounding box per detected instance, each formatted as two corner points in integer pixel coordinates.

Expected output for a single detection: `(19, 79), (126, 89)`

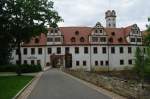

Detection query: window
(111, 47), (115, 54)
(75, 47), (79, 54)
(128, 60), (132, 65)
(93, 47), (97, 54)
(38, 48), (42, 54)
(16, 60), (19, 64)
(48, 48), (52, 54)
(109, 38), (113, 43)
(111, 32), (115, 36)
(100, 61), (103, 66)
(23, 48), (27, 55)
(84, 47), (88, 54)
(31, 48), (35, 55)
(100, 30), (102, 33)
(57, 47), (61, 54)
(55, 29), (58, 33)
(105, 61), (109, 66)
(137, 38), (141, 42)
(16, 49), (19, 55)
(50, 29), (53, 33)
(120, 47), (124, 54)
(35, 38), (39, 43)
(83, 61), (86, 66)
(24, 60), (27, 64)
(102, 47), (106, 54)
(95, 30), (98, 33)
(31, 60), (34, 65)
(71, 37), (76, 42)
(76, 61), (80, 66)
(37, 60), (41, 65)
(80, 37), (85, 42)
(47, 37), (53, 42)
(100, 37), (106, 42)
(55, 37), (61, 42)
(95, 61), (98, 66)
(128, 47), (132, 53)
(131, 38), (135, 42)
(65, 47), (70, 53)
(120, 60), (124, 65)
(118, 37), (123, 43)
(75, 31), (79, 35)
(92, 37), (98, 42)
(143, 48), (146, 54)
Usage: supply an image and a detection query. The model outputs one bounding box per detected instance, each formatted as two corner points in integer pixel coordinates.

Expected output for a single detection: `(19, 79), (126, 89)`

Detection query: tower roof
(105, 10), (116, 18)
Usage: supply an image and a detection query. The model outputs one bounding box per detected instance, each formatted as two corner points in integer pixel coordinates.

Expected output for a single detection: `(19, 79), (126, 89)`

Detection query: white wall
(10, 45), (140, 71)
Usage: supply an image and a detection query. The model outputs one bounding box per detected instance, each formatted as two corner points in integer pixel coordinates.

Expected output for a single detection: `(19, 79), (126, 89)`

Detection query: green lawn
(0, 76), (33, 99)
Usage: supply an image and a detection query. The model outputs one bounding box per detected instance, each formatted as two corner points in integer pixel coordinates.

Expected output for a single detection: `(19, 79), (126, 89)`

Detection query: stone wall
(63, 69), (150, 99)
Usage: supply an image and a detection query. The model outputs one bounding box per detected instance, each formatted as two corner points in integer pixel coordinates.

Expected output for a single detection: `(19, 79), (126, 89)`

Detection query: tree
(0, 0), (62, 75)
(144, 17), (150, 45)
(134, 47), (145, 81)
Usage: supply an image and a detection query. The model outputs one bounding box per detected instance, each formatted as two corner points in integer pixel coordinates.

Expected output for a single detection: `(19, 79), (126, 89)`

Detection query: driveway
(27, 69), (111, 99)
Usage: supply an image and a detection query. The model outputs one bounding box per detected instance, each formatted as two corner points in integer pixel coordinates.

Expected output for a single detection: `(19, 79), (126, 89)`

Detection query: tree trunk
(16, 41), (22, 76)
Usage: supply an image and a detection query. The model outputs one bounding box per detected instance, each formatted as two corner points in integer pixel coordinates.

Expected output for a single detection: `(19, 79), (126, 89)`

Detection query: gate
(65, 53), (72, 68)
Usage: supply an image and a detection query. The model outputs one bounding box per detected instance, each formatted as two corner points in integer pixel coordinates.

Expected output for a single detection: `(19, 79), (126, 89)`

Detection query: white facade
(10, 10), (144, 71)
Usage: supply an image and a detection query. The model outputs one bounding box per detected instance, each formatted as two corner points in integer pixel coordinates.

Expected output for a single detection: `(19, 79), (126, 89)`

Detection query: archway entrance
(50, 54), (64, 68)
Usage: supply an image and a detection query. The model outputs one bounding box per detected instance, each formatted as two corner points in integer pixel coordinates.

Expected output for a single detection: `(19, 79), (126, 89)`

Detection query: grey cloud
(54, 0), (150, 30)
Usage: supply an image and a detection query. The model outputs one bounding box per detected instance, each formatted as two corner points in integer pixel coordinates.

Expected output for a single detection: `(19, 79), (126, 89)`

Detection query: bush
(0, 64), (17, 72)
(0, 64), (42, 73)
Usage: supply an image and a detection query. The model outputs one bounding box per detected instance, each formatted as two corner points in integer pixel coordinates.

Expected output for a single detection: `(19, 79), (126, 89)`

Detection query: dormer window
(137, 38), (142, 42)
(55, 37), (61, 42)
(71, 37), (76, 42)
(95, 30), (98, 33)
(75, 31), (79, 35)
(118, 37), (123, 43)
(55, 29), (58, 33)
(131, 38), (135, 42)
(111, 32), (115, 36)
(80, 37), (85, 42)
(100, 30), (102, 33)
(35, 38), (39, 43)
(109, 37), (113, 43)
(50, 29), (53, 33)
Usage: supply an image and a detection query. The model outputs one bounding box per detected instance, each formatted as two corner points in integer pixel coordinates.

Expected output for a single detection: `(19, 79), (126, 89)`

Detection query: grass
(0, 76), (33, 99)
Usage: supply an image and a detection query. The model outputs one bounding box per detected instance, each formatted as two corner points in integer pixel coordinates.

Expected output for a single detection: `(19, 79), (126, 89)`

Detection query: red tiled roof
(23, 33), (46, 46)
(60, 27), (92, 44)
(23, 26), (136, 46)
(105, 28), (128, 44)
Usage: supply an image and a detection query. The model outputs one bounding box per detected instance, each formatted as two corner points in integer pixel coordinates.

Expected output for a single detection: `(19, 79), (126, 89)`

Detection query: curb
(61, 70), (126, 99)
(12, 72), (43, 99)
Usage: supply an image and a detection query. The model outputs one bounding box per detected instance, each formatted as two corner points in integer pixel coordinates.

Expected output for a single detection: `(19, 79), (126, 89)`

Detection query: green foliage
(0, 64), (42, 73)
(134, 47), (150, 80)
(0, 0), (62, 65)
(134, 47), (143, 77)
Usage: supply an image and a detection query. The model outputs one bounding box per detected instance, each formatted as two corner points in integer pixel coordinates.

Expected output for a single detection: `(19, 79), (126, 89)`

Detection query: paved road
(28, 69), (111, 99)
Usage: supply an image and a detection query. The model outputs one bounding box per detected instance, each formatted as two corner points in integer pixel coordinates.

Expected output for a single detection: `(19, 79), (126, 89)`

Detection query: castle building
(11, 10), (143, 71)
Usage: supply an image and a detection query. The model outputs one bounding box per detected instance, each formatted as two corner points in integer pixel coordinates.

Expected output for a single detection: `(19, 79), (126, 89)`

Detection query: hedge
(0, 64), (42, 73)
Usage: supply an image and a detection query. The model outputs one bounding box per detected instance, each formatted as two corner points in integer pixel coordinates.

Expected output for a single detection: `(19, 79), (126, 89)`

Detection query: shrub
(0, 64), (42, 73)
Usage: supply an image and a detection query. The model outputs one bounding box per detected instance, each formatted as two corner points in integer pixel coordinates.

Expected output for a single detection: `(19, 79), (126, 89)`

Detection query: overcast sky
(54, 0), (150, 30)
